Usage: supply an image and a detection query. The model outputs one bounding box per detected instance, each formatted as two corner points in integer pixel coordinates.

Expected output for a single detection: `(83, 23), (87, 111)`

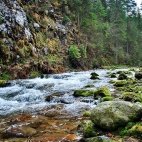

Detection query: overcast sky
(136, 0), (142, 7)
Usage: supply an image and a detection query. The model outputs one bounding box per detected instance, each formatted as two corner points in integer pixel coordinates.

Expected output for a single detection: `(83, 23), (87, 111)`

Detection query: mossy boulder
(91, 101), (142, 130)
(122, 92), (142, 102)
(118, 73), (128, 80)
(114, 80), (127, 87)
(73, 90), (95, 97)
(81, 120), (96, 138)
(90, 72), (99, 80)
(0, 80), (8, 87)
(94, 86), (111, 99)
(85, 136), (113, 142)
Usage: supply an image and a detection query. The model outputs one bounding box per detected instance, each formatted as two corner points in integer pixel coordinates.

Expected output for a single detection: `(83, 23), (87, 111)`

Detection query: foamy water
(0, 69), (113, 116)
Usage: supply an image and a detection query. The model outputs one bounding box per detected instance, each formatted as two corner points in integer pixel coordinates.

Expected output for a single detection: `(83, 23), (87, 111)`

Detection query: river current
(0, 69), (113, 116)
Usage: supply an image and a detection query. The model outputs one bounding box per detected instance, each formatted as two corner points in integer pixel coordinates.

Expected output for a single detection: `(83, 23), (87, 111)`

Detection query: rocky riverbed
(0, 68), (142, 142)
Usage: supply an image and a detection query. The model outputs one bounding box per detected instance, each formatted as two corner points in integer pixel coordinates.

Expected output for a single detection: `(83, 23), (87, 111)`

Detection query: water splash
(0, 69), (112, 116)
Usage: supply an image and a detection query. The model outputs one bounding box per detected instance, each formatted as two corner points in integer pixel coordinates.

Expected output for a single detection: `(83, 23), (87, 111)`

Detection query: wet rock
(85, 136), (112, 142)
(73, 90), (95, 97)
(60, 98), (73, 104)
(81, 120), (96, 138)
(84, 85), (95, 88)
(0, 80), (10, 87)
(45, 92), (64, 102)
(114, 80), (127, 87)
(121, 92), (142, 103)
(81, 99), (94, 103)
(135, 72), (142, 80)
(33, 22), (40, 31)
(94, 86), (111, 99)
(110, 73), (116, 78)
(45, 95), (54, 102)
(36, 83), (54, 90)
(118, 73), (128, 80)
(83, 111), (91, 117)
(90, 72), (99, 80)
(3, 125), (37, 138)
(91, 101), (142, 130)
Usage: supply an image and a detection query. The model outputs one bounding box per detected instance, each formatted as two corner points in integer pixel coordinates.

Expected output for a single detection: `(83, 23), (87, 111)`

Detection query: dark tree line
(66, 0), (142, 66)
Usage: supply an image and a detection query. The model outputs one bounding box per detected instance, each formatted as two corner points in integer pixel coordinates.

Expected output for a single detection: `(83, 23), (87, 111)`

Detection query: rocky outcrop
(0, 0), (32, 39)
(0, 0), (88, 79)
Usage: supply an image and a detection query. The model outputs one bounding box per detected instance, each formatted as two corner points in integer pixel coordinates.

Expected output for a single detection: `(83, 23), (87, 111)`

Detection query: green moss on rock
(0, 80), (8, 87)
(114, 80), (127, 87)
(81, 120), (96, 138)
(94, 86), (111, 99)
(127, 123), (142, 138)
(120, 122), (142, 139)
(91, 101), (142, 130)
(102, 96), (113, 102)
(73, 90), (95, 97)
(122, 92), (142, 102)
(83, 111), (91, 117)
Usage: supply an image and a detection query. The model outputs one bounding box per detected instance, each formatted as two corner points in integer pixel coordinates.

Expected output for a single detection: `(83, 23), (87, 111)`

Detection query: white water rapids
(0, 69), (113, 116)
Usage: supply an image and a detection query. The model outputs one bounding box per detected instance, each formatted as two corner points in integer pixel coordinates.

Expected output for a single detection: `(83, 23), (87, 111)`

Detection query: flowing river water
(0, 69), (118, 142)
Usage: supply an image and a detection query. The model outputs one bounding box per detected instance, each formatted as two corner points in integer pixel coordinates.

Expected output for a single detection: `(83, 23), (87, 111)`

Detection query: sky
(135, 0), (142, 7)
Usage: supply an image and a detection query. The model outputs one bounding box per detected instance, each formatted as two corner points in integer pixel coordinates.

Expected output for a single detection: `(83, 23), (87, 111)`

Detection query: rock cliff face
(0, 0), (90, 79)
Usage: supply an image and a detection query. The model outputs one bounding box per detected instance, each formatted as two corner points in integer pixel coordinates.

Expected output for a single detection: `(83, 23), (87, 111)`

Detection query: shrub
(69, 45), (81, 60)
(62, 15), (70, 25)
(80, 45), (87, 58)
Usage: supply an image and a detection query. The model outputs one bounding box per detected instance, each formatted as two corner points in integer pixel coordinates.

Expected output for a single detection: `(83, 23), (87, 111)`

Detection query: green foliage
(0, 72), (11, 80)
(62, 15), (71, 24)
(120, 122), (142, 138)
(47, 54), (62, 65)
(30, 71), (40, 78)
(69, 45), (81, 60)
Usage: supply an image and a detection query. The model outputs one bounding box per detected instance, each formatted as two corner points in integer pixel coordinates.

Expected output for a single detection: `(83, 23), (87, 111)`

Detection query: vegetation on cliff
(0, 0), (142, 79)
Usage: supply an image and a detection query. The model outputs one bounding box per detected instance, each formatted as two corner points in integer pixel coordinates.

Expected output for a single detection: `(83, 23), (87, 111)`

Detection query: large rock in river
(91, 101), (142, 130)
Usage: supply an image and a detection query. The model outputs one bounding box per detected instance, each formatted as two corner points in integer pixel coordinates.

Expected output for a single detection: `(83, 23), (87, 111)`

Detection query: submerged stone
(118, 73), (128, 80)
(135, 72), (142, 80)
(2, 125), (37, 138)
